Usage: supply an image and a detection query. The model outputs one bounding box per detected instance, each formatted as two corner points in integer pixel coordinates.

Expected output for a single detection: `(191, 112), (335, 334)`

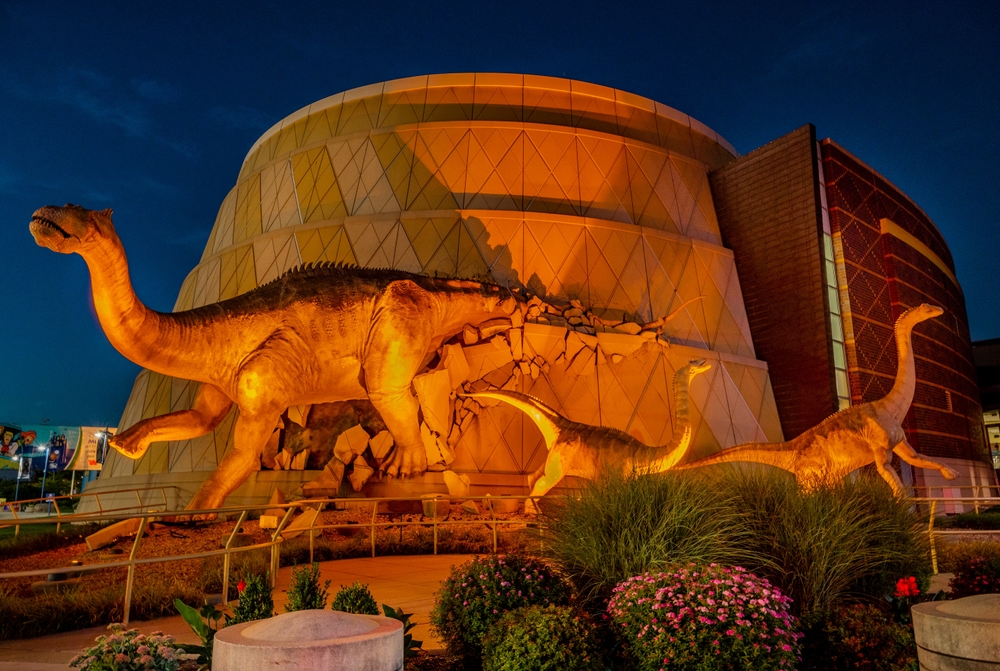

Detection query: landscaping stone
(912, 593), (1000, 669)
(31, 577), (83, 594)
(85, 517), (142, 551)
(280, 508), (320, 541)
(213, 609), (402, 671)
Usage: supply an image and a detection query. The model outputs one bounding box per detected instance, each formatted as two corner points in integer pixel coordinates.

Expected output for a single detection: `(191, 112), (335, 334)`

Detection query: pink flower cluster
(69, 624), (182, 670)
(607, 564), (802, 671)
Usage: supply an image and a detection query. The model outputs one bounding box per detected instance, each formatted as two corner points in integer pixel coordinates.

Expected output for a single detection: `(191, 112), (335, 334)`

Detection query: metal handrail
(0, 493), (543, 624)
(1, 485), (178, 536)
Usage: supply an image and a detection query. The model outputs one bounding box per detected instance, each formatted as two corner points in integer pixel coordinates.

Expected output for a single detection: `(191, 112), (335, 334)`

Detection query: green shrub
(711, 468), (929, 618)
(383, 604), (424, 660)
(608, 564), (801, 671)
(226, 574), (274, 625)
(949, 553), (1000, 598)
(68, 623), (183, 670)
(800, 602), (916, 671)
(431, 554), (572, 663)
(935, 506), (1000, 530)
(0, 577), (202, 641)
(936, 539), (1000, 573)
(197, 548), (270, 594)
(541, 468), (752, 606)
(331, 581), (379, 615)
(285, 562), (331, 611)
(482, 605), (603, 671)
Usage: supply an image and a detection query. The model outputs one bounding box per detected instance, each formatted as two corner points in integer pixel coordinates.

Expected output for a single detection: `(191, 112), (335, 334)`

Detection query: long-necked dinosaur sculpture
(30, 204), (515, 517)
(462, 358), (712, 513)
(675, 304), (959, 495)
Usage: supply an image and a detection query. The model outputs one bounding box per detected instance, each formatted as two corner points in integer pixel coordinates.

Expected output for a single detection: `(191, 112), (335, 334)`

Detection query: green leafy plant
(69, 623), (183, 670)
(949, 553), (1000, 598)
(332, 581), (379, 615)
(800, 602), (916, 671)
(482, 604), (603, 671)
(608, 564), (801, 671)
(934, 506), (1000, 530)
(541, 468), (753, 607)
(383, 604), (424, 659)
(226, 573), (274, 625)
(285, 562), (331, 611)
(431, 554), (572, 663)
(173, 599), (223, 667)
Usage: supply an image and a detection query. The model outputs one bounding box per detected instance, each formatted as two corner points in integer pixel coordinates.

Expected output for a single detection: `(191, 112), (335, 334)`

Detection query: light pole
(40, 446), (50, 499)
(13, 457), (22, 502)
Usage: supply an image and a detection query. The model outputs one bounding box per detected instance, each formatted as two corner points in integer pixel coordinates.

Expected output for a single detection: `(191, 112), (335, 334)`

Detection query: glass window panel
(836, 370), (850, 398)
(828, 287), (841, 315)
(823, 234), (834, 261)
(830, 314), (844, 342)
(834, 346), (846, 369)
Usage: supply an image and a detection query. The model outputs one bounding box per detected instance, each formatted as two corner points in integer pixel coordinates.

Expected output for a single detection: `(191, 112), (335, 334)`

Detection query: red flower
(894, 576), (919, 598)
(237, 579), (247, 594)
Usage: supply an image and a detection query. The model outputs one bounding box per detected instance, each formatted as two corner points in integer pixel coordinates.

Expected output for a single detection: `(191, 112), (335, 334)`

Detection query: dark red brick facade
(710, 126), (839, 440)
(820, 140), (988, 469)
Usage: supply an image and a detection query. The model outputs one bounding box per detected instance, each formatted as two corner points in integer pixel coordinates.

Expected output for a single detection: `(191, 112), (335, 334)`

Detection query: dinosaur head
(30, 204), (116, 255)
(684, 358), (712, 380)
(900, 303), (945, 326)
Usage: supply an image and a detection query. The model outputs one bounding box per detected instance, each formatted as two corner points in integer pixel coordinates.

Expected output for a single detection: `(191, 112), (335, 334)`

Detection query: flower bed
(608, 564), (801, 671)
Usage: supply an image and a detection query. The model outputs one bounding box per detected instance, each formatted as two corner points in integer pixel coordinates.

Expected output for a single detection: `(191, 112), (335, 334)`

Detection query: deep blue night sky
(1, 1), (997, 427)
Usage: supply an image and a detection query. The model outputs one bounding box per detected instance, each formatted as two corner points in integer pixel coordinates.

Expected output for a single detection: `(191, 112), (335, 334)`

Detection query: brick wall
(710, 125), (838, 439)
(821, 140), (989, 468)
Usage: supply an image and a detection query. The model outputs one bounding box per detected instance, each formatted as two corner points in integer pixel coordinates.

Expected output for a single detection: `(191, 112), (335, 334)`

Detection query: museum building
(81, 74), (994, 511)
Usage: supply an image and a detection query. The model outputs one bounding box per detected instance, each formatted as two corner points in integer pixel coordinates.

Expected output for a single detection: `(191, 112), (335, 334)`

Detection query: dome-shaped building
(89, 74), (783, 509)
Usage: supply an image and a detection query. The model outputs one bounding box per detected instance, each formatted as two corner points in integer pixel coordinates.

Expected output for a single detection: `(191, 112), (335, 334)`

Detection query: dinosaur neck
(80, 234), (202, 379)
(880, 315), (919, 419)
(644, 368), (695, 472)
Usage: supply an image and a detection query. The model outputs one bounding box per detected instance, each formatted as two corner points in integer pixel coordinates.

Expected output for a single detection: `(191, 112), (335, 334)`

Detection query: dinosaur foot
(380, 445), (428, 480)
(941, 467), (960, 481)
(108, 433), (150, 460)
(524, 498), (541, 516)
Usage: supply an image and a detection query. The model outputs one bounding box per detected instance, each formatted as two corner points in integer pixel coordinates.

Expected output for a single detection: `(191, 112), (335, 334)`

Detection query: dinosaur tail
(460, 390), (563, 450)
(674, 441), (797, 472)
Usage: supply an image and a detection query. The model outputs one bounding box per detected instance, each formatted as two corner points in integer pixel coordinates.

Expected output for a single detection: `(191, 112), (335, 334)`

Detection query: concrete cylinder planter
(912, 594), (1000, 670)
(213, 610), (402, 671)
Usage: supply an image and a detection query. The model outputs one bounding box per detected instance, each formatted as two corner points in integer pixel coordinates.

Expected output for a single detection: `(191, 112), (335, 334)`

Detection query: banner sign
(0, 424), (111, 471)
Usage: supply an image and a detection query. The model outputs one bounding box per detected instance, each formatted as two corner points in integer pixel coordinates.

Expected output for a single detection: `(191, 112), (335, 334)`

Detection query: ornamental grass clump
(69, 623), (183, 671)
(431, 554), (572, 663)
(712, 467), (929, 619)
(482, 604), (604, 671)
(541, 468), (751, 607)
(608, 564), (802, 671)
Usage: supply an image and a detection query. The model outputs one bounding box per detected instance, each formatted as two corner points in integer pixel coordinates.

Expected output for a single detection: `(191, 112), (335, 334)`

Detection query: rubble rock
(369, 431), (394, 461)
(463, 324), (479, 345)
(478, 318), (513, 339)
(349, 457), (375, 492)
(438, 343), (470, 389)
(442, 470), (471, 498)
(413, 368), (453, 435)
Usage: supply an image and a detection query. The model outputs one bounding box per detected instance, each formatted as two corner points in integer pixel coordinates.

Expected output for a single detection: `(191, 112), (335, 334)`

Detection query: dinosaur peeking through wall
(30, 204), (517, 518)
(675, 304), (960, 495)
(462, 358), (712, 513)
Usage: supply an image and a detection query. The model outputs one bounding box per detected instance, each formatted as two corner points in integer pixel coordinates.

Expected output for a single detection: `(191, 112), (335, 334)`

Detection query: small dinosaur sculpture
(462, 358), (712, 513)
(30, 204), (515, 517)
(675, 303), (960, 495)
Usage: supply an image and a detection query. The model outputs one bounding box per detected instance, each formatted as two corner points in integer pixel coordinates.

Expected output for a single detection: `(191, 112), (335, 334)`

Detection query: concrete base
(213, 610), (402, 671)
(913, 594), (1000, 669)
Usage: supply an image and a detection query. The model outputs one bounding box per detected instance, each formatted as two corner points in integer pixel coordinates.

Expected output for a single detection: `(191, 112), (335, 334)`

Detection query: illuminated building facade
(81, 75), (992, 509)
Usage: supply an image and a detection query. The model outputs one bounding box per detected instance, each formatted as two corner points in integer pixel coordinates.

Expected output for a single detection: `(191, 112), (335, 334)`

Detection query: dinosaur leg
(181, 410), (280, 520)
(873, 446), (907, 497)
(365, 291), (437, 478)
(525, 452), (564, 515)
(527, 463), (546, 489)
(110, 384), (232, 460)
(893, 435), (960, 481)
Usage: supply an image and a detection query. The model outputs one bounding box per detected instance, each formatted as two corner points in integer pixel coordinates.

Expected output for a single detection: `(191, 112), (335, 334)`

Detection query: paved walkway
(0, 553), (472, 670)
